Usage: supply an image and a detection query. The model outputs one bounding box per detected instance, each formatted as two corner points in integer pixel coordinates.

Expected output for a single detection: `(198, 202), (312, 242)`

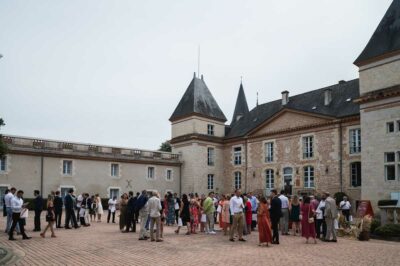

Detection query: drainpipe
(339, 122), (343, 193)
(179, 163), (182, 197)
(40, 155), (44, 196)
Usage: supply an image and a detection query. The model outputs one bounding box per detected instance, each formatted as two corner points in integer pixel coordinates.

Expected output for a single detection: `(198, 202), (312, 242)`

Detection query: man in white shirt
(107, 196), (117, 223)
(9, 190), (31, 241)
(339, 196), (351, 222)
(4, 187), (16, 233)
(148, 191), (163, 242)
(229, 189), (246, 242)
(278, 190), (290, 235)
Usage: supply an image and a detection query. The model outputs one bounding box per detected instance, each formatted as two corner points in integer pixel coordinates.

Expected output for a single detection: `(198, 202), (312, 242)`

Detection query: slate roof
(354, 0), (400, 66)
(170, 76), (227, 122)
(226, 79), (360, 139)
(231, 82), (249, 123)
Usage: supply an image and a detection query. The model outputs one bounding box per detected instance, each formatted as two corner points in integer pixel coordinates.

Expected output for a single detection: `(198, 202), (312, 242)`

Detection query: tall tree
(158, 140), (171, 152)
(0, 118), (7, 156)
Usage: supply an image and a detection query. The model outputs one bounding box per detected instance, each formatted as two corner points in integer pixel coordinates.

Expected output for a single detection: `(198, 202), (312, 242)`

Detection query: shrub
(370, 219), (381, 233)
(374, 224), (400, 237)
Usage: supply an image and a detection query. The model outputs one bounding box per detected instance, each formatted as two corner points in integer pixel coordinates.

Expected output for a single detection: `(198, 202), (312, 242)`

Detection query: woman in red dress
(301, 196), (317, 244)
(245, 196), (252, 235)
(218, 195), (225, 229)
(190, 194), (199, 234)
(257, 196), (272, 246)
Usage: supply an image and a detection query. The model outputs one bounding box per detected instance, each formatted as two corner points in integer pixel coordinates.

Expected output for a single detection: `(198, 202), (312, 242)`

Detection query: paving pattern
(0, 212), (399, 266)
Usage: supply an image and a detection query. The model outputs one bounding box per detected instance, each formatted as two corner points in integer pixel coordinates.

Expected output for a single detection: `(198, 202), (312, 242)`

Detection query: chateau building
(1, 1), (399, 211)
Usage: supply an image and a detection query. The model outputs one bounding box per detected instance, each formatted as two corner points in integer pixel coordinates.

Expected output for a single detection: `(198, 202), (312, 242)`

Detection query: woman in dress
(90, 195), (97, 222)
(189, 194), (199, 234)
(218, 195), (225, 230)
(166, 192), (175, 226)
(301, 196), (317, 244)
(244, 196), (252, 235)
(175, 194), (191, 235)
(221, 195), (231, 235)
(199, 194), (206, 233)
(95, 194), (104, 222)
(290, 195), (301, 236)
(119, 193), (128, 231)
(40, 196), (56, 238)
(257, 196), (272, 246)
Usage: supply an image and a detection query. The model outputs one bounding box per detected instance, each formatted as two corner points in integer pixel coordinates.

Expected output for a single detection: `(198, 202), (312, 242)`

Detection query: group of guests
(3, 187), (105, 240)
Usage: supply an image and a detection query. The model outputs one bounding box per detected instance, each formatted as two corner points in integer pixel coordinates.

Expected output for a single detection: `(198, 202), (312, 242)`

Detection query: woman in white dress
(95, 194), (104, 222)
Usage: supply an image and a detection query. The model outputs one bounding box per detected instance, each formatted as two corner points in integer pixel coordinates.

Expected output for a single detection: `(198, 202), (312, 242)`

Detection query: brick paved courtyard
(0, 213), (399, 266)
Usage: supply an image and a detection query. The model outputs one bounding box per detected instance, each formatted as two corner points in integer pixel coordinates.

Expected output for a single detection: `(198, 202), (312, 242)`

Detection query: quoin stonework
(1, 1), (400, 213)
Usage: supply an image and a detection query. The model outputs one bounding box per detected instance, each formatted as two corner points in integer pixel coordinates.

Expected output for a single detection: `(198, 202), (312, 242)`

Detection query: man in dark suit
(64, 188), (79, 229)
(269, 189), (282, 244)
(125, 191), (137, 233)
(54, 190), (63, 228)
(33, 190), (43, 231)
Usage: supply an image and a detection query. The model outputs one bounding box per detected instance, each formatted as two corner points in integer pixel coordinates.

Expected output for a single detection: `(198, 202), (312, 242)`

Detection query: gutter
(339, 122), (343, 193)
(245, 138), (248, 192)
(40, 155), (44, 196)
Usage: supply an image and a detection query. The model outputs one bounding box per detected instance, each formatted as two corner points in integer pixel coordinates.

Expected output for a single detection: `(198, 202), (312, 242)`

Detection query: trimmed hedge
(374, 224), (400, 237)
(370, 219), (381, 234)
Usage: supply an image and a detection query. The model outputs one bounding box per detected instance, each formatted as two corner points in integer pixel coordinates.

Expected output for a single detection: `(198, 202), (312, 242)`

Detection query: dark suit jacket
(64, 194), (74, 210)
(54, 196), (63, 213)
(127, 196), (137, 213)
(270, 196), (282, 220)
(34, 195), (43, 212)
(135, 195), (148, 212)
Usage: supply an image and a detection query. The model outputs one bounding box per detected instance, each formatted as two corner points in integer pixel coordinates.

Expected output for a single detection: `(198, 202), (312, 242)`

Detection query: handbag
(178, 217), (183, 227)
(308, 205), (314, 223)
(216, 205), (222, 213)
(46, 211), (54, 222)
(201, 213), (207, 223)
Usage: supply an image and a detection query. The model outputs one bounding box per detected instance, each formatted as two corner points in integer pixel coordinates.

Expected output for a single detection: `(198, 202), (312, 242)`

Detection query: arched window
(234, 172), (242, 189)
(265, 169), (274, 189)
(304, 166), (314, 188)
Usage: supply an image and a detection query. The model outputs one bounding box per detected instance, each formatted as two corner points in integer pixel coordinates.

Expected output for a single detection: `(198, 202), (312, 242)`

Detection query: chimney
(281, 90), (289, 105)
(324, 88), (332, 106)
(201, 74), (204, 80)
(338, 80), (346, 84)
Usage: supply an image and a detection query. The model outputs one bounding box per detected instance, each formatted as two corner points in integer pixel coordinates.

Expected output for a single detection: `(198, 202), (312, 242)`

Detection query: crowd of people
(3, 186), (346, 246)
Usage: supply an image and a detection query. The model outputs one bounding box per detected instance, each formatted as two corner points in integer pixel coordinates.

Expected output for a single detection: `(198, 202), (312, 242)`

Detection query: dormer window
(207, 124), (214, 136)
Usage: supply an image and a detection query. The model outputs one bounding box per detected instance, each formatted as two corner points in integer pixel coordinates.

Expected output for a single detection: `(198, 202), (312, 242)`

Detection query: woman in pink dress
(221, 195), (231, 235)
(190, 194), (199, 234)
(244, 196), (252, 235)
(218, 195), (225, 229)
(301, 196), (317, 244)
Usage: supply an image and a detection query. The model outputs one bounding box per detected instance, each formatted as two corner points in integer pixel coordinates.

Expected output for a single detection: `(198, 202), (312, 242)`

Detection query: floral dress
(190, 200), (199, 227)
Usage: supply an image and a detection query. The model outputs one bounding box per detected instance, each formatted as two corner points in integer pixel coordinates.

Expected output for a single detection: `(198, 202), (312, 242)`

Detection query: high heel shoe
(174, 230), (179, 234)
(51, 234), (56, 238)
(40, 233), (45, 238)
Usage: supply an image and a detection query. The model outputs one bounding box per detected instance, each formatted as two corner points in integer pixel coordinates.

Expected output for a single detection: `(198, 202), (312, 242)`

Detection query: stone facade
(0, 135), (181, 200)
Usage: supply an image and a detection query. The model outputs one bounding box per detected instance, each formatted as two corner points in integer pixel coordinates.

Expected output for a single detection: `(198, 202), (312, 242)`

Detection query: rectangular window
(147, 167), (155, 179)
(0, 156), (6, 171)
(387, 122), (395, 133)
(166, 169), (172, 181)
(234, 172), (241, 189)
(384, 152), (396, 181)
(265, 142), (274, 162)
(110, 188), (120, 199)
(302, 136), (314, 159)
(207, 124), (214, 136)
(349, 129), (361, 154)
(234, 147), (242, 165)
(207, 174), (214, 190)
(304, 166), (314, 188)
(207, 147), (215, 166)
(62, 160), (73, 175)
(397, 121), (400, 132)
(351, 162), (361, 187)
(111, 164), (119, 177)
(265, 169), (274, 189)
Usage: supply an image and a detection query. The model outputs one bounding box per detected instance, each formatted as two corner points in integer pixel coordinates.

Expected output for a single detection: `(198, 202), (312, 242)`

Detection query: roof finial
(256, 92), (259, 106)
(240, 76), (243, 84)
(193, 72), (196, 78)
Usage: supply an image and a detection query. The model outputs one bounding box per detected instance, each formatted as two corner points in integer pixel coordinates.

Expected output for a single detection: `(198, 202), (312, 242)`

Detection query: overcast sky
(0, 0), (393, 150)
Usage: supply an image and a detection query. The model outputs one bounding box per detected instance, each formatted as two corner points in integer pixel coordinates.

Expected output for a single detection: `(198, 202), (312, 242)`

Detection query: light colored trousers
(6, 207), (20, 233)
(205, 212), (214, 232)
(230, 213), (244, 239)
(325, 218), (337, 240)
(280, 208), (289, 234)
(150, 216), (161, 240)
(139, 210), (149, 238)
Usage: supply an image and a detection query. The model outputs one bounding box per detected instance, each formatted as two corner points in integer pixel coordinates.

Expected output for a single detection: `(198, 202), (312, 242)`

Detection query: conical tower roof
(231, 82), (249, 124)
(354, 0), (400, 66)
(169, 75), (227, 122)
